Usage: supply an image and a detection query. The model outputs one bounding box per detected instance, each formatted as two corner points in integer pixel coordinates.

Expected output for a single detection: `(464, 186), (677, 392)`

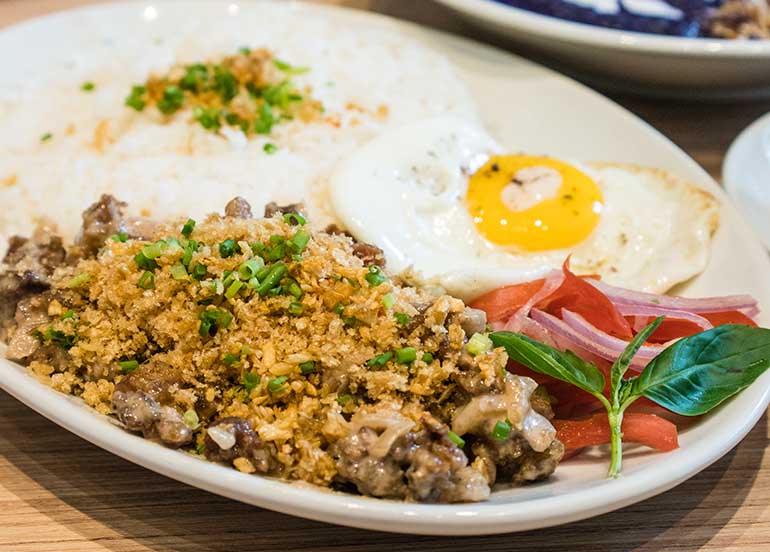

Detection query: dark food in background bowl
(497, 0), (770, 38)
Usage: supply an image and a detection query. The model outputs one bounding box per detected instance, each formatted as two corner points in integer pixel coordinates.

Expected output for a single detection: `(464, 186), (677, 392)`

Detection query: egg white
(328, 117), (719, 301)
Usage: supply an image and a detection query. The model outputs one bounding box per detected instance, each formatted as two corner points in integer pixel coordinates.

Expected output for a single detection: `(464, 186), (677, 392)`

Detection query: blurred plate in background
(724, 112), (770, 250)
(436, 0), (770, 99)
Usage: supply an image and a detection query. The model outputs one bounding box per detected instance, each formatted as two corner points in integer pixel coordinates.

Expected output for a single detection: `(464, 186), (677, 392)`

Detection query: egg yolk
(465, 155), (603, 252)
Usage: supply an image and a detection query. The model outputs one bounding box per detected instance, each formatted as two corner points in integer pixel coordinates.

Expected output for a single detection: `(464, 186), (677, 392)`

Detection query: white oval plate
(723, 111), (770, 250)
(435, 0), (770, 98)
(1, 0), (770, 536)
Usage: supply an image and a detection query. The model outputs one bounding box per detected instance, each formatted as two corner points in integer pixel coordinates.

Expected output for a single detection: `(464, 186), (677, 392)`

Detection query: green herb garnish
(447, 430), (465, 448)
(299, 361), (316, 374)
(40, 132), (53, 142)
(267, 376), (288, 394)
(241, 372), (260, 394)
(125, 85), (147, 111)
(110, 232), (129, 243)
(394, 312), (411, 326)
(137, 271), (155, 290)
(490, 320), (770, 478)
(263, 142), (278, 154)
(367, 351), (393, 367)
(365, 265), (387, 287)
(199, 308), (233, 337)
(395, 347), (416, 364)
(491, 420), (512, 441)
(119, 360), (139, 373)
(219, 239), (241, 258)
(181, 218), (196, 238)
(81, 81), (95, 92)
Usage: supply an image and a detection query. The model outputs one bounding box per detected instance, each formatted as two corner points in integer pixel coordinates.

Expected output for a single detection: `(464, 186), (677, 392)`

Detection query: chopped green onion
(289, 230), (310, 253)
(332, 302), (345, 315)
(67, 273), (91, 288)
(137, 271), (155, 290)
(81, 81), (95, 92)
(225, 280), (244, 299)
(491, 420), (512, 441)
(255, 262), (287, 296)
(394, 312), (411, 326)
(299, 361), (316, 374)
(190, 263), (208, 280)
(119, 360), (139, 373)
(222, 270), (237, 288)
(157, 85), (184, 115)
(219, 239), (241, 258)
(134, 251), (159, 271)
(193, 106), (221, 130)
(40, 132), (53, 142)
(181, 218), (196, 238)
(395, 347), (416, 364)
(273, 59), (310, 75)
(169, 264), (188, 280)
(288, 301), (304, 315)
(365, 265), (387, 287)
(285, 278), (303, 299)
(381, 293), (396, 309)
(110, 232), (128, 243)
(283, 212), (306, 226)
(267, 376), (288, 394)
(263, 142), (278, 154)
(267, 285), (283, 297)
(242, 372), (260, 393)
(223, 353), (241, 365)
(467, 333), (493, 356)
(366, 351), (393, 367)
(336, 394), (353, 406)
(34, 327), (76, 349)
(447, 430), (465, 448)
(183, 409), (200, 429)
(125, 85), (147, 111)
(238, 258), (264, 280)
(142, 240), (166, 260)
(238, 46), (252, 55)
(199, 309), (233, 337)
(60, 310), (76, 321)
(254, 102), (274, 134)
(422, 352), (434, 364)
(248, 277), (260, 289)
(342, 316), (357, 328)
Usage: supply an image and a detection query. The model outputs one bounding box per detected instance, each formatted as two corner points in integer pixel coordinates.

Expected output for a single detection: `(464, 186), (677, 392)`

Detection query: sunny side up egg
(328, 117), (719, 301)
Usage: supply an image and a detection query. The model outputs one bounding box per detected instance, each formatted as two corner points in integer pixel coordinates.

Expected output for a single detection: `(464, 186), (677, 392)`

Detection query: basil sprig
(490, 320), (770, 478)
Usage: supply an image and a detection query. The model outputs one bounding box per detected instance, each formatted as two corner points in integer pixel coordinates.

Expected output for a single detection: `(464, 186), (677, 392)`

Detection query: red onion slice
(560, 309), (666, 367)
(530, 309), (651, 370)
(615, 304), (713, 331)
(586, 279), (757, 313)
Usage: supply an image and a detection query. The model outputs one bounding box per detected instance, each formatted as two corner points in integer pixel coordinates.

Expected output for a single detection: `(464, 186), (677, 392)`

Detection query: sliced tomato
(538, 263), (632, 339)
(553, 413), (679, 452)
(470, 279), (545, 323)
(645, 311), (757, 343)
(704, 310), (757, 327)
(647, 318), (705, 343)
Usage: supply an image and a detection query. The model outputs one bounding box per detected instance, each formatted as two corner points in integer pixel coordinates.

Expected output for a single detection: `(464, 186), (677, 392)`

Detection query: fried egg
(328, 117), (719, 301)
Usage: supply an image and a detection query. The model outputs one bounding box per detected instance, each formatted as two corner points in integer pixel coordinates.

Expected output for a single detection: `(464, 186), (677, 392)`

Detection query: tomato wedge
(539, 263), (632, 339)
(470, 279), (544, 323)
(553, 413), (679, 452)
(704, 310), (757, 327)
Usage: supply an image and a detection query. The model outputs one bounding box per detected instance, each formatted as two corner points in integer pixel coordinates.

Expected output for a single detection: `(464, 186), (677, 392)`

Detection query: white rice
(0, 2), (478, 253)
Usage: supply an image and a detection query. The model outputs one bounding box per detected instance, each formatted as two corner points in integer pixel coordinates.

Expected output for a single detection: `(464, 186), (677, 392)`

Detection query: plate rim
(0, 0), (769, 536)
(436, 0), (770, 58)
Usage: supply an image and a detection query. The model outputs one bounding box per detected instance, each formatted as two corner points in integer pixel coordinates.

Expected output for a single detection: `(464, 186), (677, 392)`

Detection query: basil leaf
(611, 317), (664, 404)
(490, 331), (605, 396)
(624, 324), (770, 416)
